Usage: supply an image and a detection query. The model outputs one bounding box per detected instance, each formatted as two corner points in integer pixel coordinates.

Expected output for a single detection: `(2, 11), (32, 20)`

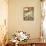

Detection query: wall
(8, 0), (41, 39)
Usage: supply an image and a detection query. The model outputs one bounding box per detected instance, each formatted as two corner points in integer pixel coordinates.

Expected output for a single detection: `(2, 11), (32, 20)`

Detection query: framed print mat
(23, 7), (34, 21)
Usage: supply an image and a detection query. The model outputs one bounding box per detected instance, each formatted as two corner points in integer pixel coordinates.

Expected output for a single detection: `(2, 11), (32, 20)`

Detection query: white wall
(8, 0), (41, 39)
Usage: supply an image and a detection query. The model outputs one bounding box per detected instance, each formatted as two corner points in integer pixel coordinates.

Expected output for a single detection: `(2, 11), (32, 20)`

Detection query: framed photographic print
(23, 7), (34, 21)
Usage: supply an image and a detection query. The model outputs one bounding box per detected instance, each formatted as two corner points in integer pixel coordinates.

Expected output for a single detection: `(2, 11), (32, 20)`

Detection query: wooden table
(18, 43), (46, 46)
(5, 38), (46, 46)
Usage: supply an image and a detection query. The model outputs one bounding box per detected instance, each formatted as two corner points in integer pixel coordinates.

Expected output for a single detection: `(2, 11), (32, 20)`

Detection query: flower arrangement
(17, 31), (30, 41)
(11, 31), (30, 42)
